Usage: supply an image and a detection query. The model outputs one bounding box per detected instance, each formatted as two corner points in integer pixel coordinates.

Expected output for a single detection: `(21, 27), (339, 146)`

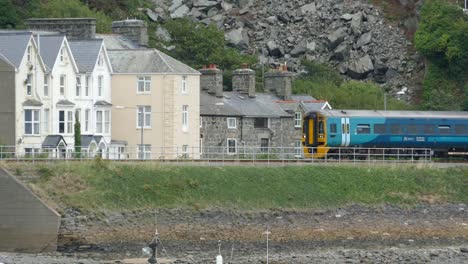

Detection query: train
(302, 110), (468, 158)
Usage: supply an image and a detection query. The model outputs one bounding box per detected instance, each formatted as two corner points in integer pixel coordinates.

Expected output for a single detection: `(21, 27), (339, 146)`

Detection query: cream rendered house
(109, 49), (200, 159)
(0, 32), (48, 154)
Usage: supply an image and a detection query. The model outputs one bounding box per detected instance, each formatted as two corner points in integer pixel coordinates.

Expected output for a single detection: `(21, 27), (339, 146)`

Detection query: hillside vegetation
(8, 162), (468, 212)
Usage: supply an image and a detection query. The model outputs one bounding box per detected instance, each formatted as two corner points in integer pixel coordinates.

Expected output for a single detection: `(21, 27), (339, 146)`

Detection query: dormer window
(27, 46), (32, 62)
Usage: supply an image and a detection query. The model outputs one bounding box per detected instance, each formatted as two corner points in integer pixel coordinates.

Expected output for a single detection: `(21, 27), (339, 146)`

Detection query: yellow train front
(302, 112), (330, 158)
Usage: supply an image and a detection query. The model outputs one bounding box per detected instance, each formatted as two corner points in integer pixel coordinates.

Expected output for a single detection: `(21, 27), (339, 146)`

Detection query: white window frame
(43, 109), (50, 134)
(138, 144), (151, 160)
(76, 76), (81, 97)
(260, 138), (269, 153)
(137, 76), (151, 93)
(227, 117), (237, 129)
(85, 75), (90, 96)
(227, 138), (237, 155)
(295, 140), (302, 157)
(182, 145), (189, 158)
(98, 75), (103, 97)
(60, 47), (65, 62)
(200, 117), (203, 128)
(182, 105), (189, 130)
(85, 109), (90, 132)
(104, 110), (110, 134)
(96, 110), (103, 134)
(60, 75), (66, 96)
(294, 112), (302, 128)
(181, 76), (188, 94)
(26, 74), (32, 95)
(58, 110), (73, 134)
(24, 109), (40, 135)
(44, 75), (49, 97)
(67, 111), (73, 134)
(137, 106), (151, 129)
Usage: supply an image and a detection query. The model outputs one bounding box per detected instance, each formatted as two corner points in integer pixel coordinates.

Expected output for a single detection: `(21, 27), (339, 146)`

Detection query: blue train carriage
(303, 110), (468, 158)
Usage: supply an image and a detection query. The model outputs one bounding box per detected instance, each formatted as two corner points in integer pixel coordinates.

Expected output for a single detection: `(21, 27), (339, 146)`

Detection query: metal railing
(0, 145), (432, 164)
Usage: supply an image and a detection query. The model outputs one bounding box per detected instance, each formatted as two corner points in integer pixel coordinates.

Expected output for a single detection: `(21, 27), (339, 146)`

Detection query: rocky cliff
(149, 0), (425, 98)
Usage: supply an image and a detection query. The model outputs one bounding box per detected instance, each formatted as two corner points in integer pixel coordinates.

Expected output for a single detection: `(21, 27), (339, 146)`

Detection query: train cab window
(374, 124), (386, 134)
(318, 121), (324, 134)
(357, 124), (370, 134)
(455, 125), (468, 135)
(407, 124), (420, 135)
(390, 124), (403, 134)
(330, 123), (337, 133)
(438, 125), (452, 135)
(424, 125), (435, 134)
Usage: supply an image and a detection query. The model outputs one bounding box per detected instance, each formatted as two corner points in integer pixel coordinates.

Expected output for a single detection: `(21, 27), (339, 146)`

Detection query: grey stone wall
(0, 60), (16, 146)
(264, 70), (293, 100)
(232, 68), (256, 98)
(112, 19), (148, 47)
(201, 115), (302, 157)
(26, 18), (96, 40)
(0, 167), (60, 252)
(199, 66), (223, 97)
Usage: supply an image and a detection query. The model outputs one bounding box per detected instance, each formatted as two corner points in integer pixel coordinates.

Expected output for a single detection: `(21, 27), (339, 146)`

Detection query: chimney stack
(199, 64), (223, 97)
(232, 63), (256, 98)
(264, 64), (293, 100)
(112, 19), (148, 47)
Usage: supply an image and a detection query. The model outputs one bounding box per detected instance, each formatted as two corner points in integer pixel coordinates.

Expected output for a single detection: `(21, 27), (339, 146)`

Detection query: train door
(341, 118), (350, 146)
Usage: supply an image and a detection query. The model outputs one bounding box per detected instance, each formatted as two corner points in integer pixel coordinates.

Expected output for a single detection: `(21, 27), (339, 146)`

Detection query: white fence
(0, 145), (432, 163)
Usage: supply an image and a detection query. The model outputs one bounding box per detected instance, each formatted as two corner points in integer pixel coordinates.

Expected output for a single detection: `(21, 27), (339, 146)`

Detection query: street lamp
(142, 230), (159, 264)
(115, 105), (144, 160)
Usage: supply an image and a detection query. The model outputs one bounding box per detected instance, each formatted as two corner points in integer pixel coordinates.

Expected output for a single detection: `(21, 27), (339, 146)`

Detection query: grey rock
(266, 16), (277, 24)
(351, 12), (363, 35)
(193, 0), (218, 8)
(290, 43), (307, 57)
(307, 41), (316, 52)
(300, 3), (316, 14)
(225, 28), (249, 49)
(222, 2), (233, 12)
(191, 8), (205, 19)
(333, 43), (350, 61)
(341, 13), (353, 21)
(170, 4), (190, 18)
(155, 26), (172, 42)
(327, 27), (348, 50)
(207, 7), (219, 17)
(266, 40), (283, 57)
(356, 32), (372, 49)
(169, 0), (183, 12)
(145, 8), (160, 22)
(238, 0), (254, 9)
(347, 55), (374, 79)
(461, 248), (468, 253)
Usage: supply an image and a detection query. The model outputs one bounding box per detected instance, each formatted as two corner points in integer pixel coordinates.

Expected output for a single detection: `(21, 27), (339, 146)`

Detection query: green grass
(15, 161), (468, 212)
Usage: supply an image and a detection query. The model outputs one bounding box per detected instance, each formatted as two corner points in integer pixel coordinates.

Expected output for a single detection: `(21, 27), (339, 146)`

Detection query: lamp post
(147, 232), (159, 264)
(116, 105), (144, 160)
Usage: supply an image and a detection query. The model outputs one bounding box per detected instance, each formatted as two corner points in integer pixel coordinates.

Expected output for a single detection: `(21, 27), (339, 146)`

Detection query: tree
(0, 0), (21, 28)
(74, 111), (81, 158)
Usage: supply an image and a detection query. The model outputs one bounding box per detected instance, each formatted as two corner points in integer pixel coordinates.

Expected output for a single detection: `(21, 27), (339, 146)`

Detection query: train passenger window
(357, 124), (370, 134)
(424, 125), (435, 134)
(374, 124), (386, 134)
(455, 125), (468, 135)
(318, 121), (324, 134)
(390, 124), (403, 134)
(407, 124), (420, 135)
(330, 124), (337, 133)
(438, 125), (451, 135)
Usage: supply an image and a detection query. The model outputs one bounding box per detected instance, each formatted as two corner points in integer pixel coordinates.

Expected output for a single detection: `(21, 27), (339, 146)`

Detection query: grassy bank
(8, 161), (468, 212)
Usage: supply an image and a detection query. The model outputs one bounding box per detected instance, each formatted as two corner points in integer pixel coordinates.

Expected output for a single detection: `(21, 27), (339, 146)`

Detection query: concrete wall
(26, 18), (96, 40)
(0, 167), (60, 252)
(0, 59), (16, 146)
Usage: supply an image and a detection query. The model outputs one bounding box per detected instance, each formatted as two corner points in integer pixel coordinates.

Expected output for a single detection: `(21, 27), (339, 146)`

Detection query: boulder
(333, 43), (349, 61)
(347, 55), (374, 79)
(225, 28), (249, 49)
(155, 27), (172, 42)
(341, 13), (353, 21)
(145, 8), (160, 22)
(170, 5), (190, 18)
(207, 7), (219, 17)
(266, 40), (283, 57)
(356, 32), (372, 49)
(307, 41), (316, 52)
(327, 27), (348, 50)
(351, 12), (363, 36)
(290, 43), (307, 57)
(238, 0), (254, 9)
(193, 0), (218, 8)
(300, 3), (316, 14)
(169, 0), (183, 12)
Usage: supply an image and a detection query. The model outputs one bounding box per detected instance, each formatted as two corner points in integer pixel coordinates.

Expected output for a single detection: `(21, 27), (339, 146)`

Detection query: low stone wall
(0, 167), (60, 252)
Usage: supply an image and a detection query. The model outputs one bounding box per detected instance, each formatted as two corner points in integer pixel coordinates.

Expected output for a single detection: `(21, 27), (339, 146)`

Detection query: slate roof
(96, 34), (140, 50)
(94, 100), (112, 106)
(201, 91), (294, 118)
(301, 101), (331, 112)
(0, 32), (32, 68)
(22, 99), (43, 107)
(42, 135), (66, 148)
(56, 99), (75, 106)
(69, 39), (103, 73)
(108, 49), (199, 74)
(80, 135), (98, 148)
(34, 35), (65, 70)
